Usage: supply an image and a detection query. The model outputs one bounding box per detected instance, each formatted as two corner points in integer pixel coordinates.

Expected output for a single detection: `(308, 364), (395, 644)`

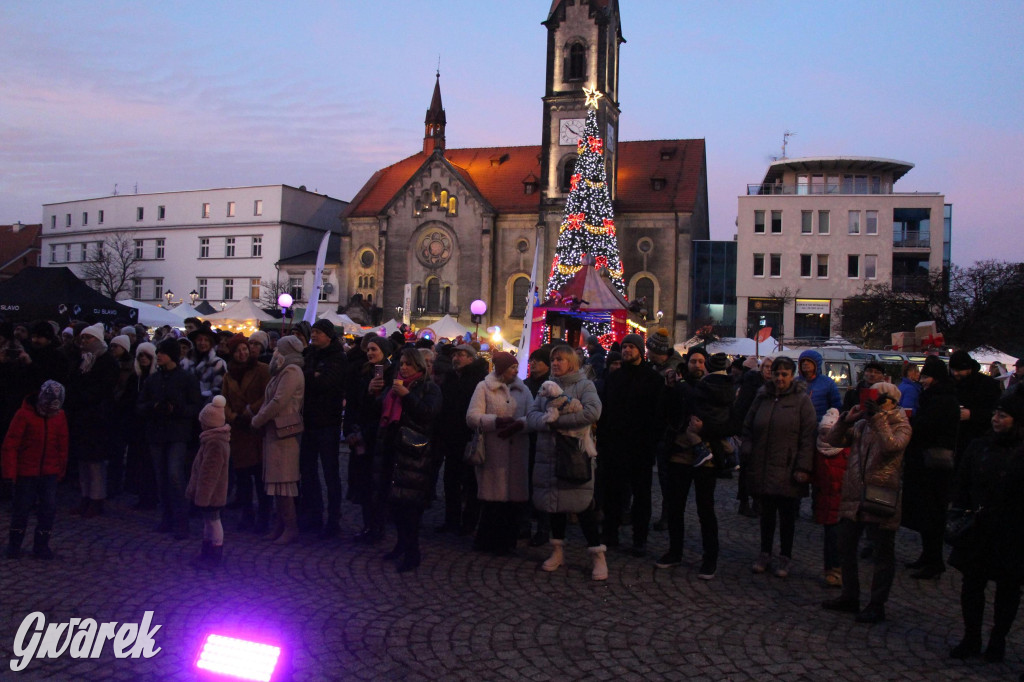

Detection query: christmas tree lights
(546, 89), (626, 298)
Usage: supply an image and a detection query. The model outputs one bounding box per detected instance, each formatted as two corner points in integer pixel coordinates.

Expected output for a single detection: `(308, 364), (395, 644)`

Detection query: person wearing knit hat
(292, 321), (312, 348)
(80, 322), (105, 342)
(224, 333), (248, 357)
(311, 318), (337, 340)
(950, 348), (1003, 464)
(121, 326), (137, 341)
(708, 353), (730, 374)
(186, 395), (231, 568)
(110, 335), (131, 356)
(742, 355), (759, 371)
(491, 351), (517, 376)
(157, 336), (182, 364)
(248, 330), (271, 364)
(30, 320), (57, 344)
(620, 333), (645, 359)
(25, 320), (68, 389)
(646, 328), (671, 357)
(841, 361), (888, 412)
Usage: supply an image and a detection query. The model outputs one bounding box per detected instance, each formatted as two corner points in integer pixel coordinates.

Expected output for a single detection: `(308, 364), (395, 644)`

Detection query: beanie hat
(294, 321), (312, 342)
(646, 328), (671, 355)
(367, 336), (394, 358)
(249, 331), (269, 351)
(529, 345), (551, 366)
(864, 361), (885, 373)
(491, 351), (517, 376)
(606, 350), (622, 365)
(686, 346), (710, 363)
(586, 335), (600, 347)
(135, 342), (157, 377)
(708, 352), (730, 374)
(455, 343), (478, 358)
(225, 333), (249, 356)
(621, 333), (645, 358)
(742, 355), (759, 371)
(995, 392), (1024, 424)
(156, 337), (181, 363)
(199, 395), (227, 430)
(36, 380), (66, 417)
(30, 321), (57, 343)
(949, 349), (979, 372)
(312, 318), (337, 340)
(920, 355), (949, 381)
(276, 334), (306, 359)
(81, 323), (105, 341)
(121, 326), (137, 337)
(872, 381), (902, 403)
(61, 327), (74, 338)
(110, 335), (131, 354)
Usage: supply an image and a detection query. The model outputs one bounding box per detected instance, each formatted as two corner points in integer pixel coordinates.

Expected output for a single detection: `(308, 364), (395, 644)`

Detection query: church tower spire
(423, 70), (446, 155)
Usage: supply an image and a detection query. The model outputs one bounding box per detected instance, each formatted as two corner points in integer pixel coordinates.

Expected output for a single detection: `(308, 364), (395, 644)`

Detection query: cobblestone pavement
(1, 454), (1020, 681)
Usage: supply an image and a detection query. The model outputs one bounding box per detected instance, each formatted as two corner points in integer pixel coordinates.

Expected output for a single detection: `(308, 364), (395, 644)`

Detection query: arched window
(511, 276), (530, 318)
(567, 42), (586, 81)
(634, 276), (655, 314)
(447, 196), (457, 216)
(426, 278), (441, 312)
(560, 155), (578, 192)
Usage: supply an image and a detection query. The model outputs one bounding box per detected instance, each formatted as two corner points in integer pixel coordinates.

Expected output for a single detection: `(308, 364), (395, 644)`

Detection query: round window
(516, 239), (529, 254)
(637, 238), (653, 254)
(359, 250), (375, 268)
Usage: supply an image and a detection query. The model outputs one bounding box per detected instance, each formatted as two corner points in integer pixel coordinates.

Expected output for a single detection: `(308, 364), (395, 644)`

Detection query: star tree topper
(582, 85), (603, 109)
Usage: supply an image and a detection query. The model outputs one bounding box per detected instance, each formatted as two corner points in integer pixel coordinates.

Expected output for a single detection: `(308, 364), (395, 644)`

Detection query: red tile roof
(345, 139), (704, 218)
(0, 223), (42, 279)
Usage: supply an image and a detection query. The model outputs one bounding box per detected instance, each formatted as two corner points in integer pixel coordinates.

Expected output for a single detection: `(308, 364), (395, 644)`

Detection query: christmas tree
(546, 87), (626, 298)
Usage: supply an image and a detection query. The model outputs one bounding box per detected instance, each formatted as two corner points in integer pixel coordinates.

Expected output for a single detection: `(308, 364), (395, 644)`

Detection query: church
(338, 0), (709, 345)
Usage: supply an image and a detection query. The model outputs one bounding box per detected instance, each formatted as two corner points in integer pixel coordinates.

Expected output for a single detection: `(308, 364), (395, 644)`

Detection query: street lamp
(220, 301), (227, 311)
(470, 299), (487, 339)
(189, 290), (199, 306)
(396, 305), (403, 321)
(164, 290), (174, 308)
(278, 292), (294, 334)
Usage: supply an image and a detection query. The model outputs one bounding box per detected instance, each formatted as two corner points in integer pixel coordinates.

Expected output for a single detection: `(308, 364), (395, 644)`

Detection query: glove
(494, 417), (515, 429)
(497, 421), (524, 439)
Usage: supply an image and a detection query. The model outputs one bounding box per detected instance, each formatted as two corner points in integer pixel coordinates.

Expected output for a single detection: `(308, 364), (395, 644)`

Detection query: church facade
(340, 0), (709, 344)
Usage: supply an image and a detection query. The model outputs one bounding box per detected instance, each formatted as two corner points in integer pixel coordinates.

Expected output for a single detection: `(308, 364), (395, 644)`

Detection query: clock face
(606, 121), (616, 151)
(559, 118), (585, 145)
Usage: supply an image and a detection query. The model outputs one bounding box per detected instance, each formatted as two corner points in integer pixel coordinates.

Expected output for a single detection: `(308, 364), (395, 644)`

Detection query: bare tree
(80, 233), (144, 299)
(259, 279), (291, 308)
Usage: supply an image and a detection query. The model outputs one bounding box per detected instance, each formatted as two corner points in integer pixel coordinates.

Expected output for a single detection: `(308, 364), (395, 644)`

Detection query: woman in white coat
(466, 352), (532, 555)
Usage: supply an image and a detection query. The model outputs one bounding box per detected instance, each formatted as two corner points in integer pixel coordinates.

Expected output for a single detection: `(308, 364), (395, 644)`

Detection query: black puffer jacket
(597, 360), (664, 460)
(435, 358), (489, 448)
(381, 377), (443, 507)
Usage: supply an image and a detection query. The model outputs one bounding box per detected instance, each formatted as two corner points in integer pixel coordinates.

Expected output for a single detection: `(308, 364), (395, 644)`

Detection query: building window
(754, 210), (765, 234)
(866, 210), (878, 235)
(288, 277), (303, 301)
(559, 155), (578, 192)
(154, 278), (163, 300)
(227, 202), (235, 217)
(254, 200), (263, 216)
(98, 210), (104, 224)
(250, 278), (260, 300)
(753, 253), (765, 277)
(64, 244), (72, 262)
(134, 240), (144, 259)
(769, 254), (781, 277)
(136, 207), (144, 221)
(51, 216), (57, 230)
(566, 42), (586, 81)
(426, 277), (441, 312)
(198, 279), (208, 300)
(318, 280), (329, 302)
(511, 276), (530, 318)
(251, 236), (262, 257)
(79, 244), (87, 262)
(202, 203), (211, 219)
(771, 211), (782, 234)
(223, 279), (234, 300)
(49, 244), (57, 263)
(447, 196), (458, 216)
(848, 211), (860, 235)
(865, 255), (877, 280)
(225, 237), (235, 258)
(634, 276), (655, 313)
(157, 205), (166, 220)
(848, 254), (860, 278)
(155, 239), (165, 260)
(800, 254), (812, 278)
(132, 279), (141, 299)
(199, 238), (210, 258)
(82, 212), (88, 226)
(817, 254), (829, 278)
(818, 210), (830, 235)
(66, 214), (71, 227)
(797, 174), (809, 195)
(801, 211), (812, 234)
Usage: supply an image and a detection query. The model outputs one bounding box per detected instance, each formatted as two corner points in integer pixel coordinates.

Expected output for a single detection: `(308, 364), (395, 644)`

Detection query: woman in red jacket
(2, 380), (69, 559)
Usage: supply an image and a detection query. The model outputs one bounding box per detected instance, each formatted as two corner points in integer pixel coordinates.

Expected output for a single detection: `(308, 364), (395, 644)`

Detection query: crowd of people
(2, 316), (1024, 664)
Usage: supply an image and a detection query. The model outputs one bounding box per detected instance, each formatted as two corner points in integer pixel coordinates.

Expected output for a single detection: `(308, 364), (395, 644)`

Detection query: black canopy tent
(0, 267), (138, 325)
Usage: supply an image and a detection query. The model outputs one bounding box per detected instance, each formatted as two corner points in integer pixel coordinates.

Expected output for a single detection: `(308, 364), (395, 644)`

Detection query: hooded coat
(1, 395), (69, 481)
(900, 377), (959, 532)
(186, 423), (231, 507)
(526, 369), (602, 513)
(797, 349), (842, 422)
(251, 362), (304, 485)
(741, 380), (816, 498)
(466, 372), (532, 502)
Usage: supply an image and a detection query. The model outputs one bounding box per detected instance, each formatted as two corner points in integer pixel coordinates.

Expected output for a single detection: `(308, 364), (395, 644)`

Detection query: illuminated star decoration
(583, 85), (603, 109)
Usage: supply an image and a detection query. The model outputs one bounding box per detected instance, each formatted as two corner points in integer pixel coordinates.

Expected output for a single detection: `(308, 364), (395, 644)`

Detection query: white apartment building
(41, 185), (347, 313)
(735, 157), (950, 341)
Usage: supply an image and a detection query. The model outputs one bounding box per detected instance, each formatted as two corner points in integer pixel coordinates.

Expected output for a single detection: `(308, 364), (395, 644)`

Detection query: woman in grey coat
(741, 355), (816, 578)
(526, 344), (605, 580)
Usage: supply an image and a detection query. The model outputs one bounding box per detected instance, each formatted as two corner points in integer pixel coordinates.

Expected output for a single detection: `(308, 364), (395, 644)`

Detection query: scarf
(380, 371), (424, 427)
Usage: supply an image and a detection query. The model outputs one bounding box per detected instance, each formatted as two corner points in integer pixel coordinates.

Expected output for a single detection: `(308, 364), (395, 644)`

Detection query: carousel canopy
(541, 264), (628, 311)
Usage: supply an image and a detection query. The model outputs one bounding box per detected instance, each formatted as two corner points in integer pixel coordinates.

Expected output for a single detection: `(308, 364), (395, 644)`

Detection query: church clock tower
(540, 0), (623, 211)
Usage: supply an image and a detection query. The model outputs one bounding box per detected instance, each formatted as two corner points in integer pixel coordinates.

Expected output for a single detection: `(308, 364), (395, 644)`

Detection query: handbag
(463, 428), (485, 465)
(399, 425), (430, 453)
(860, 483), (899, 517)
(272, 412), (303, 438)
(945, 506), (984, 548)
(922, 447), (955, 470)
(553, 432), (592, 484)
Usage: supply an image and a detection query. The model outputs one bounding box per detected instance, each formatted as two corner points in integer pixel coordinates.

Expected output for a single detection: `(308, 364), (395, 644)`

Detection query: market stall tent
(317, 311), (365, 335)
(0, 266), (137, 324)
(119, 299), (183, 327)
(420, 314), (469, 341)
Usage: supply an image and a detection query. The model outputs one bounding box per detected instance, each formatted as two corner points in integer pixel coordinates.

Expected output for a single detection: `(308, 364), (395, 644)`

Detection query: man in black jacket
(596, 334), (664, 555)
(949, 349), (1002, 465)
(435, 343), (488, 534)
(299, 319), (347, 537)
(137, 338), (201, 539)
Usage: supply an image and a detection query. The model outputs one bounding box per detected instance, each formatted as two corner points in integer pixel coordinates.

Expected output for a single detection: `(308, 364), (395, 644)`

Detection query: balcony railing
(746, 182), (894, 196)
(891, 275), (930, 295)
(893, 234), (931, 249)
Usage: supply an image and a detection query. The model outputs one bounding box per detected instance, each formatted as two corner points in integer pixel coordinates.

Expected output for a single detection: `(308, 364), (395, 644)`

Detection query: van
(796, 345), (943, 400)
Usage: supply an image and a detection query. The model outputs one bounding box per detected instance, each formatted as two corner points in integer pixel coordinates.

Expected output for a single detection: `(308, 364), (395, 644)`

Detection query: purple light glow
(470, 300), (487, 316)
(195, 634), (282, 682)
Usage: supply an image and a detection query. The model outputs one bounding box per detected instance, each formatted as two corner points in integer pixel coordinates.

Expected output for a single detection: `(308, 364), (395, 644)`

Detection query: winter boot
(6, 529), (26, 559)
(191, 540), (213, 569)
(274, 496), (299, 545)
(32, 530), (54, 560)
(541, 539), (564, 572)
(589, 544), (609, 581)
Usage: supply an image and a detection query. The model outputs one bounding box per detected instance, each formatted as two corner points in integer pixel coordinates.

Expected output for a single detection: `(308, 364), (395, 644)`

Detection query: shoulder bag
(273, 412), (303, 438)
(922, 447), (955, 470)
(554, 432), (592, 484)
(860, 483), (899, 517)
(463, 428), (485, 466)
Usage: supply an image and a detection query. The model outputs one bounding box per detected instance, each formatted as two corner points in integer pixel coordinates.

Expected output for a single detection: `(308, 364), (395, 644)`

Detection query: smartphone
(859, 388), (879, 410)
(373, 364), (384, 380)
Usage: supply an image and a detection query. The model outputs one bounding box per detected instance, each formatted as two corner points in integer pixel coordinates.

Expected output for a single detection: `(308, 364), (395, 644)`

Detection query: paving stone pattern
(1, 450), (1019, 680)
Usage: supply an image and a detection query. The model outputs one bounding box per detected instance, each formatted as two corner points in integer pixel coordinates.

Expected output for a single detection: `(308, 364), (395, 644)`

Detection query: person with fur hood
(822, 381), (911, 624)
(812, 408), (849, 587)
(186, 395), (231, 568)
(2, 380), (68, 559)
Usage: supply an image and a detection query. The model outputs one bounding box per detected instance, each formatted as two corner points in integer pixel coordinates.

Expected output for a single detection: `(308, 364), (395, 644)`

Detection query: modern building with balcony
(40, 186), (347, 313)
(735, 157), (950, 342)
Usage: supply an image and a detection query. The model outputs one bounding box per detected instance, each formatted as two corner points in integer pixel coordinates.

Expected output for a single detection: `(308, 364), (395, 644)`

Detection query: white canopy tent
(203, 297), (276, 323)
(317, 311), (366, 335)
(119, 299), (184, 327)
(420, 314), (469, 341)
(373, 319), (403, 337)
(674, 336), (779, 358)
(970, 346), (1018, 388)
(165, 303), (205, 320)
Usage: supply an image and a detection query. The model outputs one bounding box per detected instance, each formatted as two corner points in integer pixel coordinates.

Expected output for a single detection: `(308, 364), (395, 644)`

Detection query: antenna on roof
(781, 130), (796, 160)
(134, 182), (139, 194)
(113, 183), (119, 196)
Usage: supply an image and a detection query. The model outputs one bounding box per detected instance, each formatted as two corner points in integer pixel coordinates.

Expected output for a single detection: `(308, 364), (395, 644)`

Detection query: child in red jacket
(2, 380), (69, 559)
